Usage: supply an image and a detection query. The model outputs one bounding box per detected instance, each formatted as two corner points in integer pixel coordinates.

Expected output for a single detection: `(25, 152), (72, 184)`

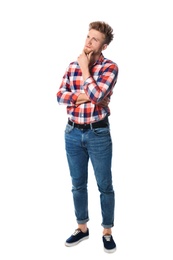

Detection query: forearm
(76, 93), (90, 105)
(80, 67), (90, 81)
(77, 50), (91, 81)
(84, 64), (118, 104)
(57, 88), (79, 105)
(76, 93), (110, 108)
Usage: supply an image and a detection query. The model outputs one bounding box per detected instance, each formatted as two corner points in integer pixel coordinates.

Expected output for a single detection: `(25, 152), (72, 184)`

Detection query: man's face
(84, 29), (107, 55)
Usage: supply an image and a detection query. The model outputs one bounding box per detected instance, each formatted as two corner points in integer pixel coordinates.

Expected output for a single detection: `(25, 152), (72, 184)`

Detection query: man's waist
(68, 116), (109, 129)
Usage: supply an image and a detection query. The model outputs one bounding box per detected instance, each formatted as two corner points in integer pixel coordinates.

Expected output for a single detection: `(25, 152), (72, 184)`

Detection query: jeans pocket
(92, 127), (110, 136)
(65, 123), (74, 134)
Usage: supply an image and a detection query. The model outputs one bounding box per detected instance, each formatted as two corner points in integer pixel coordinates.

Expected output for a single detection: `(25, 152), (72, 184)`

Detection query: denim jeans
(65, 123), (115, 228)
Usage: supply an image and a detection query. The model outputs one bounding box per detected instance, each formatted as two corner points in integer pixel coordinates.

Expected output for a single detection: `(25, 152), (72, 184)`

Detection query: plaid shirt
(57, 54), (118, 124)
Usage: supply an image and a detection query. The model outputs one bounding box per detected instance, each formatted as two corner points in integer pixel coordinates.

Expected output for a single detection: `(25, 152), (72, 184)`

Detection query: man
(56, 21), (118, 253)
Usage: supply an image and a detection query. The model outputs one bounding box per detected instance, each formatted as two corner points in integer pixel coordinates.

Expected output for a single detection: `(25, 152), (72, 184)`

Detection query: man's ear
(102, 44), (108, 51)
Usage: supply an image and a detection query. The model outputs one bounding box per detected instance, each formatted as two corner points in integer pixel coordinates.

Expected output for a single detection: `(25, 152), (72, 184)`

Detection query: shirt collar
(90, 53), (104, 68)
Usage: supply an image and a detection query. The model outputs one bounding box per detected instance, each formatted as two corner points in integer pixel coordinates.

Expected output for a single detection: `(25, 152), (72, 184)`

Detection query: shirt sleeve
(56, 67), (80, 106)
(83, 63), (118, 104)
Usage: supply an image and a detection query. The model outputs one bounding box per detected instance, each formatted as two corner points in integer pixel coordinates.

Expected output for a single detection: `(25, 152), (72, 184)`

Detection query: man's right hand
(97, 96), (110, 107)
(76, 93), (90, 105)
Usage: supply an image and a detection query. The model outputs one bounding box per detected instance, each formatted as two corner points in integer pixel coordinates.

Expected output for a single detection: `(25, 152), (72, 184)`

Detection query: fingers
(77, 50), (92, 64)
(88, 51), (93, 60)
(98, 97), (110, 107)
(78, 51), (87, 59)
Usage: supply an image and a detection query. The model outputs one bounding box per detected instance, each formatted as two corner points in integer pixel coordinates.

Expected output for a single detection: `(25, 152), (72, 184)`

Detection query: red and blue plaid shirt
(57, 54), (118, 124)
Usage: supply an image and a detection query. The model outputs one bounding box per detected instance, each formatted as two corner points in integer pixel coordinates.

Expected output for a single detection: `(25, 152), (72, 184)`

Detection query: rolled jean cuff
(77, 218), (89, 224)
(101, 223), (114, 228)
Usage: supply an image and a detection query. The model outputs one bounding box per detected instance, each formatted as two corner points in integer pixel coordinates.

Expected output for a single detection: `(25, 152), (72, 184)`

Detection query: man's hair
(89, 21), (114, 45)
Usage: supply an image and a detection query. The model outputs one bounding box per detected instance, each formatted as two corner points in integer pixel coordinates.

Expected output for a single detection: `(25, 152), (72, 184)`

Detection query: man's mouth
(84, 47), (92, 54)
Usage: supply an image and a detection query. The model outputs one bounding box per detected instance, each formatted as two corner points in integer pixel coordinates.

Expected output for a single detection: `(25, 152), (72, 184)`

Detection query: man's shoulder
(69, 60), (78, 66)
(103, 57), (117, 65)
(66, 61), (79, 72)
(103, 58), (118, 71)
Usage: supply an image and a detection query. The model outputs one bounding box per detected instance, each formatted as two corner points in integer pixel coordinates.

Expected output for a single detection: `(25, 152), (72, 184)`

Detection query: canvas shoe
(65, 228), (89, 247)
(102, 234), (116, 253)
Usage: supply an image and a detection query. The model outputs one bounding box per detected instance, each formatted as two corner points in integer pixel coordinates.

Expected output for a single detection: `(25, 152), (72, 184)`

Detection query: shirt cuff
(84, 76), (93, 85)
(70, 92), (80, 104)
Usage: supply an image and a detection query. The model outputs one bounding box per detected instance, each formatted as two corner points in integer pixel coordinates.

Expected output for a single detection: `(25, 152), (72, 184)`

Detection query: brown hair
(89, 21), (114, 45)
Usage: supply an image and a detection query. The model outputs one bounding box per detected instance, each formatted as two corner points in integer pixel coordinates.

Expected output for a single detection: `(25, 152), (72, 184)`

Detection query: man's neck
(89, 53), (101, 66)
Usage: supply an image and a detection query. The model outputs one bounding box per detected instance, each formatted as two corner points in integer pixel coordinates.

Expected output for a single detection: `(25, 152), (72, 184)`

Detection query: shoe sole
(65, 236), (89, 247)
(104, 247), (117, 253)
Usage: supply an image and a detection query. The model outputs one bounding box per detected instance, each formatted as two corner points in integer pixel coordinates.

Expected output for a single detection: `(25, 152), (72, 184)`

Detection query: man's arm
(77, 50), (92, 81)
(75, 93), (90, 105)
(76, 93), (110, 107)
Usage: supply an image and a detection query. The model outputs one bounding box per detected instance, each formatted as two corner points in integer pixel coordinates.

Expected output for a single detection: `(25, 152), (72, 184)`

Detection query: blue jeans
(65, 123), (115, 228)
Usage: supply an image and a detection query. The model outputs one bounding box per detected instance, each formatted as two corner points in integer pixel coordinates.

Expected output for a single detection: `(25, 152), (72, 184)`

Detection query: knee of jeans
(98, 183), (114, 193)
(72, 183), (87, 191)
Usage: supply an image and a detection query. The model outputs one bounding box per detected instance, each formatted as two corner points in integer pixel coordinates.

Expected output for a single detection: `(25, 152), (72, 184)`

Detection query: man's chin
(84, 48), (92, 54)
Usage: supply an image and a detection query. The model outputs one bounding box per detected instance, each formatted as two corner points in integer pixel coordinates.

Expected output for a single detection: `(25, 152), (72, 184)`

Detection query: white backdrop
(0, 0), (173, 259)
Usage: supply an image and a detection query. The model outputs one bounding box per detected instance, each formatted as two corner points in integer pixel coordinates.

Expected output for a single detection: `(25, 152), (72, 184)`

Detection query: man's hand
(76, 93), (90, 105)
(97, 96), (110, 107)
(77, 50), (93, 68)
(77, 50), (93, 81)
(76, 94), (110, 107)
(77, 51), (89, 68)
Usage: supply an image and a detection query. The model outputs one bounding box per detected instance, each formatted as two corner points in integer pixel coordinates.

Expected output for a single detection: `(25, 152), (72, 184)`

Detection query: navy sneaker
(102, 234), (116, 253)
(65, 228), (89, 247)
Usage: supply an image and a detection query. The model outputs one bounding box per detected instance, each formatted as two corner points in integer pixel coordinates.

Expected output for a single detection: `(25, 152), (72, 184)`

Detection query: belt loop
(90, 123), (93, 129)
(68, 119), (74, 128)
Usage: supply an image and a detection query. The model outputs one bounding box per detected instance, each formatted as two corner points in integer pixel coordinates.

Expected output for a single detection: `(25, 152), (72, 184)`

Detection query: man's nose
(87, 38), (92, 45)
